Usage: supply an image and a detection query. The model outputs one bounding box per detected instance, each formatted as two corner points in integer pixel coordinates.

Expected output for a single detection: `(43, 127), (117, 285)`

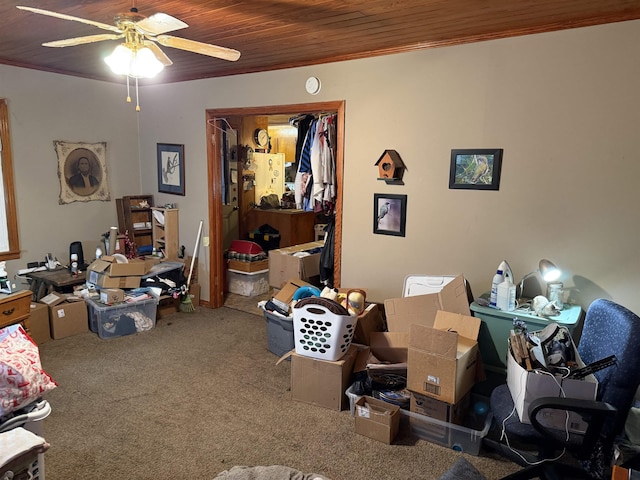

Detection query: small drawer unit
(0, 290), (32, 333)
(86, 297), (157, 339)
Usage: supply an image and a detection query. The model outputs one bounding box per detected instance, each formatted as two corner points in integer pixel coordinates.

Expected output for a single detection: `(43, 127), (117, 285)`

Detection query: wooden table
(26, 268), (87, 301)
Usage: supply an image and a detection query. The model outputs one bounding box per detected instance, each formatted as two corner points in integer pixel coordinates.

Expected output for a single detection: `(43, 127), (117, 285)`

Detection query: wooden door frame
(205, 101), (345, 308)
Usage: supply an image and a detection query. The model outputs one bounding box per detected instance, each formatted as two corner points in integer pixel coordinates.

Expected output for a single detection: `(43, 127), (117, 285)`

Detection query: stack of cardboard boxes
(272, 273), (492, 449)
(26, 256), (186, 343)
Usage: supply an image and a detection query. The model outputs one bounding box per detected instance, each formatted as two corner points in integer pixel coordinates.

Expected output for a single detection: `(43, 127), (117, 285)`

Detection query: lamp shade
(105, 44), (164, 78)
(538, 259), (561, 282)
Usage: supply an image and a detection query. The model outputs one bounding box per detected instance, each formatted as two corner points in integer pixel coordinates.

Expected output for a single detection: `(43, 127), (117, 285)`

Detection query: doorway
(205, 101), (345, 308)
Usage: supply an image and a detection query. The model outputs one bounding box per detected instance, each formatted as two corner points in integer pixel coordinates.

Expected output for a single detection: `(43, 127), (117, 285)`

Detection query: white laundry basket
(293, 297), (357, 361)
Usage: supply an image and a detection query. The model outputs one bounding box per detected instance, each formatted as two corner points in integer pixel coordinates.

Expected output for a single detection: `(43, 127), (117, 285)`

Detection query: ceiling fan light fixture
(104, 44), (164, 78)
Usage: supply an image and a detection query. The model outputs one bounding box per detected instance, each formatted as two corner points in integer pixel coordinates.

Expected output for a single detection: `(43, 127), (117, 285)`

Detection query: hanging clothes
(294, 119), (316, 209)
(294, 113), (337, 213)
(319, 215), (336, 287)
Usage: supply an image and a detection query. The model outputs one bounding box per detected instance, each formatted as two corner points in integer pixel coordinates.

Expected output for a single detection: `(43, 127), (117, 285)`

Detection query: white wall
(138, 20), (640, 315)
(0, 66), (140, 274)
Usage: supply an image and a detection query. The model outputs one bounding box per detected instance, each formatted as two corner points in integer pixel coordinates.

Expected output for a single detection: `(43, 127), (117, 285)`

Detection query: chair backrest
(577, 298), (640, 437)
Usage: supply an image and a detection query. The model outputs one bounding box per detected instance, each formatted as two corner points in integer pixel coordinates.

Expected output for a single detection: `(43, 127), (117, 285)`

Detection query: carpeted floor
(32, 295), (521, 479)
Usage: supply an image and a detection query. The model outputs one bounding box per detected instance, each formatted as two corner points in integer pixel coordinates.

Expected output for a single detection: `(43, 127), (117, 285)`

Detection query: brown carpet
(35, 299), (521, 480)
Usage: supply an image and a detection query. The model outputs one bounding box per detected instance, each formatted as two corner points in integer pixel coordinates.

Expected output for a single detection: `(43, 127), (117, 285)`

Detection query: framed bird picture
(449, 148), (503, 190)
(373, 193), (407, 237)
(157, 143), (186, 195)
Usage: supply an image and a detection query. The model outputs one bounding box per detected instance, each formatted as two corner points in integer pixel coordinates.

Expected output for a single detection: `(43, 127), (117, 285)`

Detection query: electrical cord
(500, 366), (571, 466)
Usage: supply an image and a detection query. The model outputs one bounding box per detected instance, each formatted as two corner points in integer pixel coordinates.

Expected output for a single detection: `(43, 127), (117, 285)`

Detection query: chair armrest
(529, 396), (617, 454)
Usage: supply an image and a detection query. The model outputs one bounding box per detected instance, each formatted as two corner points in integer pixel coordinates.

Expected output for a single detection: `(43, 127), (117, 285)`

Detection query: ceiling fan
(17, 3), (240, 109)
(16, 4), (240, 65)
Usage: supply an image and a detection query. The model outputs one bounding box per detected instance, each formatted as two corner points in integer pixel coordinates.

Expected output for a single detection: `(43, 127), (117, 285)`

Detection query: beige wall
(2, 19), (639, 316)
(138, 20), (640, 315)
(1, 66), (140, 279)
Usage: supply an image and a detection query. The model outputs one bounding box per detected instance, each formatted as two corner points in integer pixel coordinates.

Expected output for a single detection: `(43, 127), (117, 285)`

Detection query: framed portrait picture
(449, 148), (503, 190)
(157, 143), (185, 195)
(55, 140), (110, 204)
(373, 193), (407, 237)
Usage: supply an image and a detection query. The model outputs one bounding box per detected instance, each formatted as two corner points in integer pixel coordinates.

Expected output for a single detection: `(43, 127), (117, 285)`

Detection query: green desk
(470, 299), (583, 377)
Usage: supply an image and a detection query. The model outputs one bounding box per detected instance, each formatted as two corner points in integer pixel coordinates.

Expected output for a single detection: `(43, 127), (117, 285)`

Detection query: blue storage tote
(86, 297), (157, 339)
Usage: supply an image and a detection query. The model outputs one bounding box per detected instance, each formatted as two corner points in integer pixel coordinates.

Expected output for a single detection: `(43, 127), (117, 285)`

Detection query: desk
(470, 299), (583, 377)
(246, 209), (316, 248)
(27, 268), (86, 301)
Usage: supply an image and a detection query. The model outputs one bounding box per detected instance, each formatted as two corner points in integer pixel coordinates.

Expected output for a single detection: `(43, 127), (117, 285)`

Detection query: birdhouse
(375, 150), (406, 184)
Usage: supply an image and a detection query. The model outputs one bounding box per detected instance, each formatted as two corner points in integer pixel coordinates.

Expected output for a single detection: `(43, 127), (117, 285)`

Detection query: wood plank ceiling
(1, 0), (640, 84)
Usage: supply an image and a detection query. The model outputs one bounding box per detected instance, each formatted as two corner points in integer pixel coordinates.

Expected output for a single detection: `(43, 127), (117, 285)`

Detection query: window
(0, 99), (20, 260)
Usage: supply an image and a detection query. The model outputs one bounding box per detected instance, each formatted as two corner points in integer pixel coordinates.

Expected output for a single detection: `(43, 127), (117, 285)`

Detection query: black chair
(489, 298), (640, 480)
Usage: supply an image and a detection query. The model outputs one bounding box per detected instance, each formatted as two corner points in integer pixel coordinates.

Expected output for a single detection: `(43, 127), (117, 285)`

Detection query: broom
(180, 220), (203, 313)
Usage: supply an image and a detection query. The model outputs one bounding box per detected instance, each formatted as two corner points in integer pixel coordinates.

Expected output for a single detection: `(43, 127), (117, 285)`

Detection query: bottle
(70, 253), (79, 277)
(497, 279), (516, 311)
(490, 269), (504, 308)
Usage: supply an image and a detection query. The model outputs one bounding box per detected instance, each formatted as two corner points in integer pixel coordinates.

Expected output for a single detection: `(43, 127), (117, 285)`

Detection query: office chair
(489, 298), (640, 480)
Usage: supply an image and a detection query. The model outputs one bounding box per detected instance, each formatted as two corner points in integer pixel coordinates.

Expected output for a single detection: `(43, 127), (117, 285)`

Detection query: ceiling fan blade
(43, 34), (123, 48)
(136, 13), (188, 36)
(155, 35), (241, 62)
(143, 41), (173, 66)
(16, 5), (122, 33)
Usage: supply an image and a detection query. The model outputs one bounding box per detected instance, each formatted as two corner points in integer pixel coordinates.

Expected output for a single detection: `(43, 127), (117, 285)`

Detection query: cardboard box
(353, 303), (385, 346)
(288, 344), (357, 411)
(87, 255), (147, 277)
(268, 241), (324, 289)
(28, 302), (52, 345)
(407, 310), (481, 404)
(369, 331), (409, 364)
(383, 274), (470, 332)
(188, 283), (200, 306)
(227, 258), (269, 273)
(100, 288), (124, 305)
(354, 396), (401, 444)
(87, 270), (141, 289)
(410, 391), (469, 424)
(49, 299), (88, 339)
(38, 292), (66, 307)
(506, 335), (597, 433)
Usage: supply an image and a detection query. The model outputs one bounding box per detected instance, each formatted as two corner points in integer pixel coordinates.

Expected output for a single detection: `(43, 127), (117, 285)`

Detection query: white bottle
(70, 253), (79, 277)
(490, 269), (504, 308)
(496, 279), (516, 311)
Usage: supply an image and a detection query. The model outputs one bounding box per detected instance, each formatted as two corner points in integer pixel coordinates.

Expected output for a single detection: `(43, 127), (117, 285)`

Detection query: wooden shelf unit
(116, 195), (155, 252)
(151, 207), (179, 260)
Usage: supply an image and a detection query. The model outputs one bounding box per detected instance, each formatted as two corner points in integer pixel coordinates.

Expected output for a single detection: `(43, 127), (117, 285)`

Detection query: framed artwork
(55, 140), (110, 204)
(449, 148), (503, 190)
(157, 143), (185, 195)
(373, 193), (407, 237)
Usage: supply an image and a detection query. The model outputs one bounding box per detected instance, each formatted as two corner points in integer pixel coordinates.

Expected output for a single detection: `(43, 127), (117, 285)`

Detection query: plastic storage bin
(293, 300), (356, 361)
(227, 269), (270, 297)
(86, 297), (157, 339)
(400, 407), (492, 455)
(346, 383), (363, 416)
(261, 307), (294, 357)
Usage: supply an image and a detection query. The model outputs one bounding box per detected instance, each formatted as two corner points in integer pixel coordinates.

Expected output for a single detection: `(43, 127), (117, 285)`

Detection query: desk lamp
(518, 259), (561, 299)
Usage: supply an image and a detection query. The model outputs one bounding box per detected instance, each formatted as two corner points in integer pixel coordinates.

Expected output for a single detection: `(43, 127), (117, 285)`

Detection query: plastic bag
(0, 325), (57, 417)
